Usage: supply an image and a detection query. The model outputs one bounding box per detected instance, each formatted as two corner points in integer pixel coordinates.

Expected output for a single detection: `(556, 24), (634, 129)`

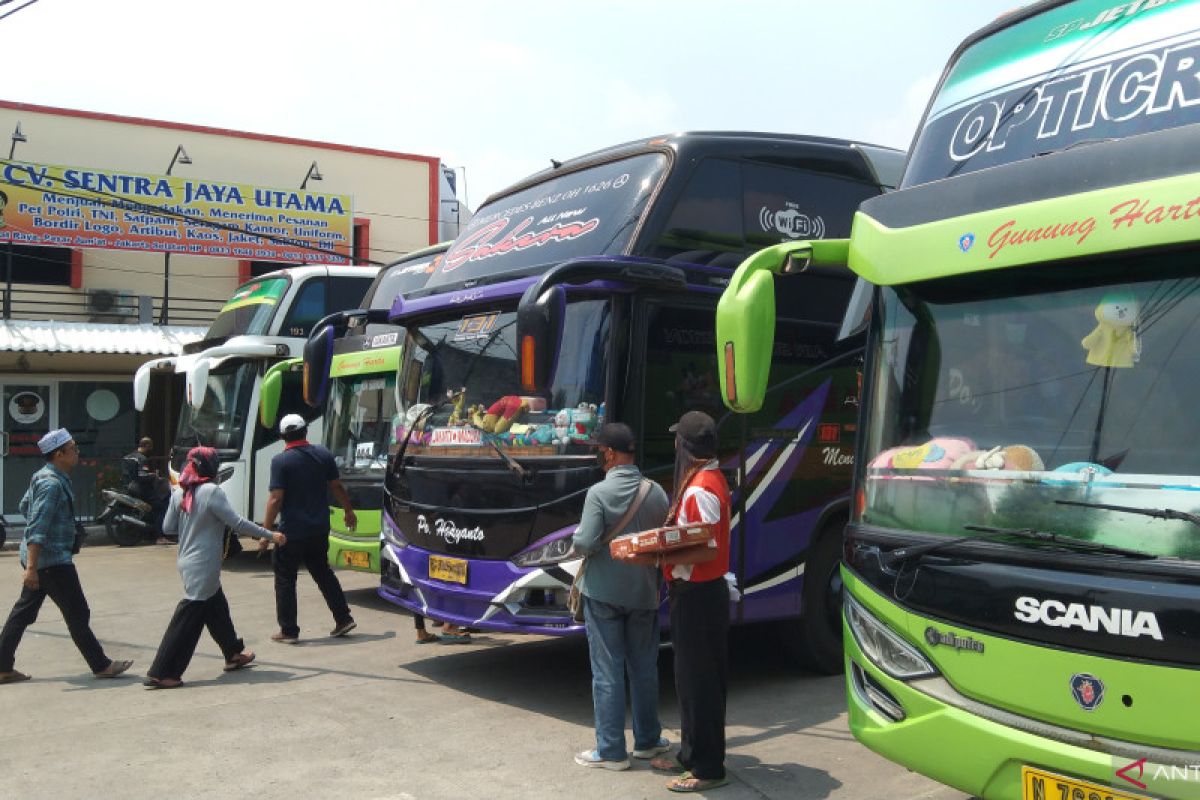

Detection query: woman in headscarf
(144, 447), (284, 689)
(650, 411), (732, 792)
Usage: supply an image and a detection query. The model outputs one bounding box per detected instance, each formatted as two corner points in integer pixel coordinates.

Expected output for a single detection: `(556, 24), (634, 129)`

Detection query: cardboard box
(610, 523), (715, 559)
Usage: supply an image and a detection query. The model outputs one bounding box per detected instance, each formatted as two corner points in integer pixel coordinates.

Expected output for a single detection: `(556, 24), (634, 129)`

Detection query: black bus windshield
(424, 154), (666, 290)
(861, 254), (1200, 561)
(203, 277), (289, 340)
(395, 299), (610, 455)
(905, 1), (1200, 186)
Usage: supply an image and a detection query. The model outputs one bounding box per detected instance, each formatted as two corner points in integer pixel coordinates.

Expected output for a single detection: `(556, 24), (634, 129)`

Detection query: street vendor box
(610, 523), (715, 559)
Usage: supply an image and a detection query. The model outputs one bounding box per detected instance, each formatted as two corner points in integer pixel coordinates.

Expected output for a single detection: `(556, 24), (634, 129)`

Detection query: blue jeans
(583, 595), (662, 761)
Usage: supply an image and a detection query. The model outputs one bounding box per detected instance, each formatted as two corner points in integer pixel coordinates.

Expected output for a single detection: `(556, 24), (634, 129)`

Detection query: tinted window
(368, 250), (444, 311)
(906, 1), (1200, 185)
(426, 153), (667, 289)
(648, 160), (742, 266)
(648, 159), (879, 267)
(280, 279), (324, 338)
(326, 275), (372, 315)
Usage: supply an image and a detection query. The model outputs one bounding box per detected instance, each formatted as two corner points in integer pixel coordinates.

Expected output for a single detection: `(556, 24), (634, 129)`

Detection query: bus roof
(481, 131), (901, 207)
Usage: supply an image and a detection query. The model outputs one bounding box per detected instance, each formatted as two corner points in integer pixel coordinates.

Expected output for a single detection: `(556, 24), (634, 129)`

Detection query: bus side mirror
(516, 283), (566, 394)
(717, 240), (849, 413)
(260, 358), (302, 429)
(303, 324), (337, 408)
(185, 359), (210, 411)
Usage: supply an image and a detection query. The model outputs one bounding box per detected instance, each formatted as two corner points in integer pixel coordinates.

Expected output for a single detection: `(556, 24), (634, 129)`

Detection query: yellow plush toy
(1081, 293), (1140, 368)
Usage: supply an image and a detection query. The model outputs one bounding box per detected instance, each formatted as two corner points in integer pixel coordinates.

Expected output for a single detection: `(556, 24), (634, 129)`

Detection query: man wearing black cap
(657, 410), (731, 792)
(571, 423), (670, 772)
(0, 429), (133, 683)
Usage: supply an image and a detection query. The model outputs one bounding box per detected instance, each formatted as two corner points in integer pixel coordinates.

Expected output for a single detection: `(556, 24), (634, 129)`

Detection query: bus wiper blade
(881, 524), (1154, 569)
(1055, 499), (1200, 527)
(469, 424), (528, 481)
(964, 524), (1154, 559)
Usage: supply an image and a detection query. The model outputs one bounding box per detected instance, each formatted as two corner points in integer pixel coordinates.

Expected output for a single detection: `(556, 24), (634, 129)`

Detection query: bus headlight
(844, 593), (937, 680)
(382, 518), (409, 550)
(512, 535), (575, 568)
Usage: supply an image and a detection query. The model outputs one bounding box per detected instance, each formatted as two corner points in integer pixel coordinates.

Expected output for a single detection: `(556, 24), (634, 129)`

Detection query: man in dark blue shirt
(261, 414), (357, 644)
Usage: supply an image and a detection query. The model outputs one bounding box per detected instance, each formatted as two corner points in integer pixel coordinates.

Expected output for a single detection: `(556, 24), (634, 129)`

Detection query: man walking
(572, 423), (671, 771)
(261, 414), (357, 643)
(0, 429), (133, 683)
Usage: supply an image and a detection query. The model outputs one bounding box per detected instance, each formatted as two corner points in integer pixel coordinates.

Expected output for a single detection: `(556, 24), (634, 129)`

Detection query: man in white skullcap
(0, 429), (134, 683)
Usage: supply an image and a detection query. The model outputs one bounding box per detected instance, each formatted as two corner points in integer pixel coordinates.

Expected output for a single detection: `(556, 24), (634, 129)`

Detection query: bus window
(649, 159), (743, 266)
(281, 279), (326, 338)
(327, 275), (372, 316)
(743, 162), (877, 250)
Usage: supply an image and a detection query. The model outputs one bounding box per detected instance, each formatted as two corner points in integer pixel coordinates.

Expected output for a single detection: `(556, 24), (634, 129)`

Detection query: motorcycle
(95, 489), (156, 547)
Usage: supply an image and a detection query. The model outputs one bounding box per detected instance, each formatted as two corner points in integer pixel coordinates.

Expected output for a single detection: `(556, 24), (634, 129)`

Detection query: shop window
(0, 244), (72, 285)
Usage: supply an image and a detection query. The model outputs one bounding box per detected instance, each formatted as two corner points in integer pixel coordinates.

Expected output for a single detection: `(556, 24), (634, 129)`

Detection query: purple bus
(307, 133), (901, 671)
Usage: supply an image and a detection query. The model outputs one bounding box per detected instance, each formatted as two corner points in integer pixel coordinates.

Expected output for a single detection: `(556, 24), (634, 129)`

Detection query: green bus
(717, 2), (1200, 798)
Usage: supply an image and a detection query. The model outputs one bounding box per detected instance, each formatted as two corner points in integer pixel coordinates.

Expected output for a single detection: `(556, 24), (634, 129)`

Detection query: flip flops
(223, 652), (255, 671)
(666, 775), (729, 793)
(142, 677), (183, 690)
(439, 631), (471, 643)
(650, 756), (687, 773)
(0, 670), (30, 684)
(94, 659), (133, 679)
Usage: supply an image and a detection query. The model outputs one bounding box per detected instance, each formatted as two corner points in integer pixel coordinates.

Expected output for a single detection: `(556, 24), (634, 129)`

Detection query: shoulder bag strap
(575, 478), (654, 582)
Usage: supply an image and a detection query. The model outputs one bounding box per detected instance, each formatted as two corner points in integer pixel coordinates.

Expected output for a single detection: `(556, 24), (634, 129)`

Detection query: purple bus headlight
(511, 534), (575, 568)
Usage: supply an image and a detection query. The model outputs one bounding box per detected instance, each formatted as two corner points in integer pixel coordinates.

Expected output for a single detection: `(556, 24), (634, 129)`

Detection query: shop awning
(0, 320), (206, 355)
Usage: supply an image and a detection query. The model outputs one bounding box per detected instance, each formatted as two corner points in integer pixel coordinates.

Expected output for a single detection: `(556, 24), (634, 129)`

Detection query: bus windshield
(424, 153), (666, 290)
(172, 360), (257, 453)
(395, 299), (610, 455)
(326, 372), (398, 474)
(905, 1), (1200, 186)
(204, 277), (290, 339)
(861, 254), (1200, 561)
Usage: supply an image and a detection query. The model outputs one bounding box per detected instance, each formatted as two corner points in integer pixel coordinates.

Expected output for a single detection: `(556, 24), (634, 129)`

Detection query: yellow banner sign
(0, 161), (353, 263)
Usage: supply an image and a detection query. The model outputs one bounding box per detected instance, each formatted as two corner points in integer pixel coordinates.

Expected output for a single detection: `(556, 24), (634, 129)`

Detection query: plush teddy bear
(567, 402), (599, 441)
(1081, 292), (1140, 368)
(950, 444), (1044, 471)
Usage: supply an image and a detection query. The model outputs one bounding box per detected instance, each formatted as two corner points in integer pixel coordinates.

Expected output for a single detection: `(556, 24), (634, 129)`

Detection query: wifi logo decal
(759, 205), (825, 240)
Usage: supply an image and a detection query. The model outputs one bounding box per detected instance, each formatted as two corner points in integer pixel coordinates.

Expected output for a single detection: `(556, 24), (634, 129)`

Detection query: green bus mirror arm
(717, 240), (850, 414)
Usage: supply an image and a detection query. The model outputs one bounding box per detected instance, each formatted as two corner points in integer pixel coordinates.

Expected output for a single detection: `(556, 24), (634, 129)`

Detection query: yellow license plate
(341, 551), (370, 569)
(1022, 766), (1152, 800)
(428, 555), (468, 585)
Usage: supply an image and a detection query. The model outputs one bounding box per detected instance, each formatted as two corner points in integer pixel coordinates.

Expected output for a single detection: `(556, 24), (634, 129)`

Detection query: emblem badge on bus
(958, 232), (975, 252)
(1069, 673), (1105, 711)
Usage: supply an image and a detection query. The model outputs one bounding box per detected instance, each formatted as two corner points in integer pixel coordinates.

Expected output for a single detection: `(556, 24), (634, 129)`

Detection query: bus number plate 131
(1021, 766), (1151, 800)
(428, 555), (468, 585)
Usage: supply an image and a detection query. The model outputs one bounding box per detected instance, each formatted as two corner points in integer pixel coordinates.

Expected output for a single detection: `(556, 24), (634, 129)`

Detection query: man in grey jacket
(572, 423), (671, 771)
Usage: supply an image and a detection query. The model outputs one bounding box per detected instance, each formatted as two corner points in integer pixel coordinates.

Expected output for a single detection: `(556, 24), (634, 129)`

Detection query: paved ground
(0, 539), (973, 800)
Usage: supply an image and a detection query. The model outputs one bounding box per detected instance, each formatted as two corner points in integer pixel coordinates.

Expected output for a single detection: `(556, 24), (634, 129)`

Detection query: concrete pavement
(0, 542), (972, 800)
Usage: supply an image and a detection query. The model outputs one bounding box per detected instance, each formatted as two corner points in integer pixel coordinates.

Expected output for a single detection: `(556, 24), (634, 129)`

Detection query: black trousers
(272, 533), (351, 637)
(147, 588), (243, 680)
(669, 577), (729, 780)
(0, 563), (110, 673)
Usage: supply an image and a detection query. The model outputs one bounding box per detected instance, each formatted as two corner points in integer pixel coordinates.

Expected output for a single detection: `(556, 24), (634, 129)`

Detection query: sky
(3, 0), (1025, 210)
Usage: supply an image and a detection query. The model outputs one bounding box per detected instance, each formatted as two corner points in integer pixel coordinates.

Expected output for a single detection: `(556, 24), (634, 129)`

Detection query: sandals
(94, 659), (133, 679)
(0, 670), (30, 684)
(650, 756), (687, 773)
(439, 631), (471, 643)
(223, 651), (256, 671)
(142, 677), (183, 690)
(667, 775), (728, 793)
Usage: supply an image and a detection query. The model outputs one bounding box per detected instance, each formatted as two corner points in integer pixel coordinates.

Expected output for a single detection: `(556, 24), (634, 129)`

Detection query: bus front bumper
(844, 588), (1200, 799)
(378, 540), (584, 636)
